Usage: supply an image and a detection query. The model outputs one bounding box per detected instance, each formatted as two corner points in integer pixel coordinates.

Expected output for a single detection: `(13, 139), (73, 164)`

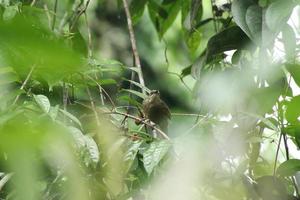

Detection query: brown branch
(106, 110), (170, 140)
(122, 0), (145, 94)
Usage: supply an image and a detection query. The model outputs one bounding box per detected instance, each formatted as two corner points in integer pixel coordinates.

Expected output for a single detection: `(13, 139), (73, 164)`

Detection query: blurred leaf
(265, 0), (295, 32)
(277, 159), (300, 177)
(232, 0), (255, 39)
(122, 78), (151, 93)
(282, 24), (296, 61)
(206, 26), (251, 63)
(33, 94), (51, 113)
(67, 126), (100, 166)
(245, 5), (262, 44)
(254, 176), (288, 200)
(190, 0), (202, 30)
(286, 63), (300, 88)
(3, 3), (19, 21)
(0, 17), (84, 85)
(99, 78), (117, 85)
(143, 140), (171, 175)
(117, 95), (141, 107)
(285, 95), (300, 123)
(121, 89), (146, 99)
(130, 0), (148, 24)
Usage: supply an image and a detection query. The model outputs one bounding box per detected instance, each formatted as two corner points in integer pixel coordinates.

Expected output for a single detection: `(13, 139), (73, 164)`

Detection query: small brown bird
(142, 90), (171, 134)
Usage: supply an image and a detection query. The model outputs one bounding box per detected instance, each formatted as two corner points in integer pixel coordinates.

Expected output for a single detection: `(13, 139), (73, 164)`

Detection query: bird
(142, 90), (171, 135)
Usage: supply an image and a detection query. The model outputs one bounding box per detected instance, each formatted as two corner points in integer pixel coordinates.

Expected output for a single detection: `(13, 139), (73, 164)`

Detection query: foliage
(0, 0), (300, 200)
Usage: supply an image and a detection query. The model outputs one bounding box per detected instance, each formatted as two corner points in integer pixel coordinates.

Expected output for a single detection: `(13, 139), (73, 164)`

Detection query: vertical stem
(52, 0), (58, 31)
(122, 0), (145, 94)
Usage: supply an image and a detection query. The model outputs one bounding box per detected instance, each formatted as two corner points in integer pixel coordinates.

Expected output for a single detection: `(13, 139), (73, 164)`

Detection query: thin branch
(86, 85), (101, 127)
(168, 72), (192, 92)
(273, 132), (283, 176)
(43, 4), (52, 29)
(13, 66), (36, 105)
(106, 111), (170, 140)
(70, 0), (91, 31)
(30, 0), (37, 7)
(85, 75), (116, 108)
(122, 0), (145, 94)
(84, 12), (93, 58)
(51, 0), (58, 31)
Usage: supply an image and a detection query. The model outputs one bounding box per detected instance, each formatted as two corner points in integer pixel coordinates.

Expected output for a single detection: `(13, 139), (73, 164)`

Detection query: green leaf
(99, 78), (117, 85)
(0, 16), (84, 85)
(189, 0), (203, 30)
(277, 159), (300, 177)
(181, 65), (192, 77)
(59, 109), (83, 129)
(282, 24), (296, 61)
(232, 0), (256, 39)
(130, 0), (148, 24)
(265, 0), (295, 32)
(148, 0), (181, 38)
(3, 4), (19, 21)
(206, 26), (251, 63)
(285, 95), (300, 123)
(124, 140), (143, 173)
(245, 5), (262, 44)
(33, 94), (51, 113)
(286, 63), (300, 87)
(67, 126), (100, 165)
(143, 140), (171, 175)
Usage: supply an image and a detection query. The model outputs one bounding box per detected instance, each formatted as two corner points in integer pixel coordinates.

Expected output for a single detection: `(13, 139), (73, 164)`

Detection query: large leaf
(143, 140), (171, 175)
(245, 5), (262, 44)
(276, 159), (300, 177)
(67, 127), (100, 166)
(232, 0), (256, 39)
(282, 24), (297, 61)
(0, 16), (84, 86)
(265, 0), (296, 32)
(206, 26), (251, 62)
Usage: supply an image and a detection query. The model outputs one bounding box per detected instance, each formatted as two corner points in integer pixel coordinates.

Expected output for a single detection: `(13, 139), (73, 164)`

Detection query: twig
(0, 173), (13, 192)
(168, 72), (192, 92)
(84, 12), (93, 58)
(13, 66), (36, 105)
(43, 4), (52, 29)
(106, 111), (170, 140)
(273, 132), (283, 176)
(51, 0), (58, 31)
(86, 84), (101, 126)
(171, 112), (206, 117)
(30, 0), (37, 7)
(85, 75), (116, 108)
(122, 0), (145, 94)
(70, 0), (91, 31)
